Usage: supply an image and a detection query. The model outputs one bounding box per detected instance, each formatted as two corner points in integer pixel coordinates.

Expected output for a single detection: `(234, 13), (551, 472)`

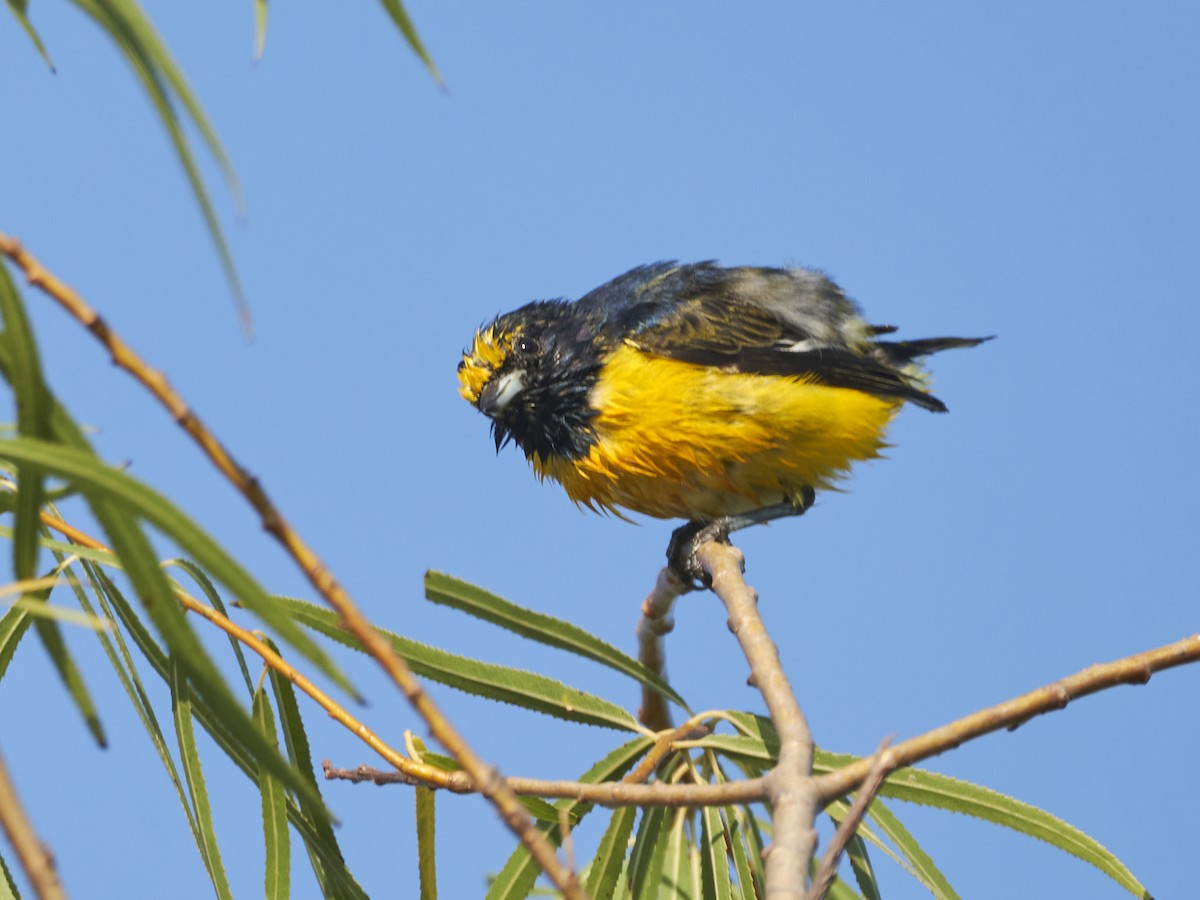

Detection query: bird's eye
(515, 336), (540, 356)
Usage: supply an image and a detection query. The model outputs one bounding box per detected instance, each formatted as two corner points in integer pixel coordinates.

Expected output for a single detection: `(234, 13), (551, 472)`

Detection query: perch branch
(635, 566), (688, 730)
(0, 234), (579, 899)
(697, 540), (818, 899)
(0, 743), (65, 900)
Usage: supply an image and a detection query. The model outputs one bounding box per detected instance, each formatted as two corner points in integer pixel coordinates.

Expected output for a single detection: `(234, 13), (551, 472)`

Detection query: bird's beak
(478, 369), (525, 417)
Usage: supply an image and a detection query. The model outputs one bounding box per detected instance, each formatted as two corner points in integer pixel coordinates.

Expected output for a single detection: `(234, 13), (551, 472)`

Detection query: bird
(458, 261), (989, 579)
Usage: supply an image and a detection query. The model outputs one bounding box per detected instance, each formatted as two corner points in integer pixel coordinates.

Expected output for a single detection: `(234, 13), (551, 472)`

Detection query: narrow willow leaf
(864, 798), (959, 900)
(660, 809), (693, 899)
(73, 558), (208, 852)
(699, 806), (732, 900)
(254, 685), (290, 900)
(486, 737), (652, 900)
(843, 830), (881, 900)
(520, 795), (570, 826)
(823, 876), (864, 900)
(102, 570), (363, 899)
(724, 807), (756, 900)
(0, 603), (33, 683)
(34, 612), (107, 747)
(0, 267), (48, 584)
(171, 655), (234, 900)
(167, 558), (254, 696)
(375, 0), (442, 85)
(5, 0), (55, 69)
(416, 786), (437, 900)
(425, 572), (689, 712)
(584, 806), (637, 899)
(265, 639), (355, 896)
(277, 595), (642, 732)
(874, 764), (1149, 898)
(628, 807), (669, 900)
(68, 0), (249, 323)
(253, 0), (268, 60)
(0, 437), (354, 698)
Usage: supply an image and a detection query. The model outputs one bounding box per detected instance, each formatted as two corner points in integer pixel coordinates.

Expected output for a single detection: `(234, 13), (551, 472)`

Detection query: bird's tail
(872, 335), (993, 412)
(875, 335), (994, 365)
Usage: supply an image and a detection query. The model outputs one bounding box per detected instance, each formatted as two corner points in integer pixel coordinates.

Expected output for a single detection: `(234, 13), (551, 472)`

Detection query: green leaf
(0, 437), (355, 699)
(264, 638), (356, 896)
(724, 807), (758, 900)
(253, 0), (268, 60)
(0, 601), (34, 684)
(0, 845), (19, 900)
(699, 806), (732, 900)
(486, 737), (652, 900)
(416, 786), (437, 900)
(0, 266), (49, 584)
(98, 568), (363, 899)
(254, 685), (290, 900)
(871, 763), (1150, 899)
(425, 571), (689, 713)
(660, 809), (696, 899)
(4, 0), (55, 69)
(628, 807), (670, 900)
(375, 0), (442, 86)
(863, 797), (959, 900)
(72, 557), (212, 860)
(277, 595), (642, 732)
(33, 608), (107, 747)
(519, 795), (573, 827)
(167, 558), (254, 696)
(67, 0), (250, 324)
(842, 829), (881, 900)
(585, 806), (637, 899)
(171, 654), (234, 900)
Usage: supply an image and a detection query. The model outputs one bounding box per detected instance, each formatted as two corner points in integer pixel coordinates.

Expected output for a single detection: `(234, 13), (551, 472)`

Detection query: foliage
(0, 4), (1157, 898)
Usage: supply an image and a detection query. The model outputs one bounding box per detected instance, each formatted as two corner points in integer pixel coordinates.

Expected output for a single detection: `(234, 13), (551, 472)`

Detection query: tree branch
(0, 233), (582, 899)
(0, 743), (65, 900)
(635, 566), (688, 730)
(697, 540), (818, 899)
(812, 633), (1200, 804)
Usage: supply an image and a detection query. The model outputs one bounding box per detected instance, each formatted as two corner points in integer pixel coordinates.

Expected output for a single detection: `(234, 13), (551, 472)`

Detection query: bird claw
(667, 520), (731, 590)
(665, 489), (817, 591)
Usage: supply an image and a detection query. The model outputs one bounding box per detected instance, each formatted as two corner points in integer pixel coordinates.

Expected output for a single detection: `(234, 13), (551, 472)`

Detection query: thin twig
(635, 566), (687, 730)
(812, 633), (1200, 803)
(0, 233), (581, 899)
(0, 743), (66, 900)
(697, 540), (818, 900)
(807, 738), (893, 900)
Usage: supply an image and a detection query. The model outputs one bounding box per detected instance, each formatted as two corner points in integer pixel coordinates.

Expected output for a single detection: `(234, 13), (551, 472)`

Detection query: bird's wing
(624, 266), (944, 409)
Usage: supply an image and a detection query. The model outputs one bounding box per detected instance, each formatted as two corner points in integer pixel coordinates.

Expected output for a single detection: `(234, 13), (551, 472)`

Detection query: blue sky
(2, 3), (1198, 898)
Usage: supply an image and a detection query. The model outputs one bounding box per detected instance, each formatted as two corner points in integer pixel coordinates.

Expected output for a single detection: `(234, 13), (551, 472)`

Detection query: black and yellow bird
(458, 261), (988, 575)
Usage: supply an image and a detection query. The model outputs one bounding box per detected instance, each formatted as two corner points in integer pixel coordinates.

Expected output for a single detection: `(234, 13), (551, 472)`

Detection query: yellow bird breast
(533, 343), (903, 521)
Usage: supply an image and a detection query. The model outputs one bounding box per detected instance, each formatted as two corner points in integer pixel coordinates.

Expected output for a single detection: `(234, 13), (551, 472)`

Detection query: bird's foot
(666, 487), (816, 590)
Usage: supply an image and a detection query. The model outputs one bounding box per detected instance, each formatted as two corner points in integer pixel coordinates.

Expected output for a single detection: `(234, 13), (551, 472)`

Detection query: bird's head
(458, 301), (604, 462)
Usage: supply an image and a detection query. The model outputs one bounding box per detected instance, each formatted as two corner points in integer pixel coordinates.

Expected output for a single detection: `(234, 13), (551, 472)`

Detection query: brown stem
(0, 744), (66, 900)
(697, 541), (818, 900)
(636, 567), (687, 730)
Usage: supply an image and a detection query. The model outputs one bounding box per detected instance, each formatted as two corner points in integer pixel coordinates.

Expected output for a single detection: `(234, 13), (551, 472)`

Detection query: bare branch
(0, 743), (65, 900)
(697, 540), (819, 899)
(813, 633), (1200, 804)
(636, 566), (688, 730)
(807, 738), (892, 900)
